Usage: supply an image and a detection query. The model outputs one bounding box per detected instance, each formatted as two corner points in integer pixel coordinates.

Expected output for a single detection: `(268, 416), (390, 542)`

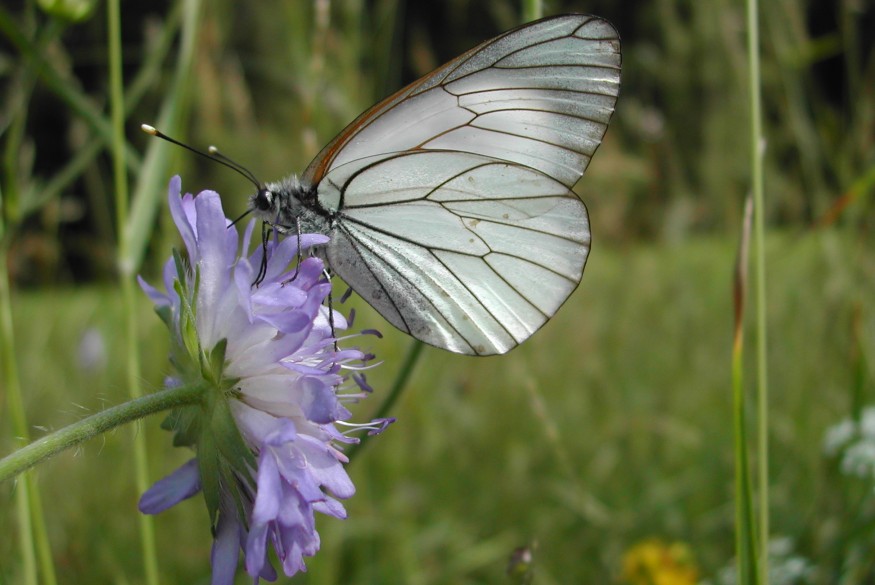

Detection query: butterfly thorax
(251, 175), (333, 235)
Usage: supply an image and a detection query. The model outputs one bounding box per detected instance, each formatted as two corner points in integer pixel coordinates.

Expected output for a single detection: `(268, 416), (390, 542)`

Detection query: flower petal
(210, 510), (242, 585)
(138, 458), (201, 514)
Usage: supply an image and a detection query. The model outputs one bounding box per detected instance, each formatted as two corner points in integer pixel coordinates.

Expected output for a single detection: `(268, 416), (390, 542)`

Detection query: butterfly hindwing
(320, 151), (589, 355)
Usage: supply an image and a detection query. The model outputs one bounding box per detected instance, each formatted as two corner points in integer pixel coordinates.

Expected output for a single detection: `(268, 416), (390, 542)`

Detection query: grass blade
(745, 0), (770, 581)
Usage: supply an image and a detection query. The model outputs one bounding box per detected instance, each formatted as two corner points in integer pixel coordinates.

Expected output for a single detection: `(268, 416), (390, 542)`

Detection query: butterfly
(148, 14), (621, 356)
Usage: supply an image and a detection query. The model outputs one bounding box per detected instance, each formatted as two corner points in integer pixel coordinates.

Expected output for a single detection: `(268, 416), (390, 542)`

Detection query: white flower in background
(824, 406), (875, 480)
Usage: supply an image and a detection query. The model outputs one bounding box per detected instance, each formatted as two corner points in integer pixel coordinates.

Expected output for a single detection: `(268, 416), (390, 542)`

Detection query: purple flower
(139, 177), (390, 584)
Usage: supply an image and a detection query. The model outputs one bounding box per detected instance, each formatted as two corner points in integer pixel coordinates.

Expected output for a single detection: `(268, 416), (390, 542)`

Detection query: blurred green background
(1, 0), (873, 583)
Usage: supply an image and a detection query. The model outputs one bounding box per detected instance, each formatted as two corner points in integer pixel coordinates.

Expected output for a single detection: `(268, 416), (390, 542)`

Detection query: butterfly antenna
(207, 146), (262, 187)
(141, 124), (262, 190)
(229, 207), (254, 227)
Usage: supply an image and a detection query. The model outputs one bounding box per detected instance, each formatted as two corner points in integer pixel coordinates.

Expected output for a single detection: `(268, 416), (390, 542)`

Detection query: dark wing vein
(336, 223), (478, 351)
(332, 223), (412, 333)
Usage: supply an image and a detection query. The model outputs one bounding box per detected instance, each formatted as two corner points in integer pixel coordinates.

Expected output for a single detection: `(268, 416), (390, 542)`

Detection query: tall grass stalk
(0, 7), (142, 173)
(521, 0), (541, 22)
(733, 196), (758, 584)
(0, 193), (40, 585)
(127, 0), (202, 270)
(0, 15), (59, 583)
(746, 0), (770, 581)
(106, 0), (158, 583)
(24, 4), (183, 221)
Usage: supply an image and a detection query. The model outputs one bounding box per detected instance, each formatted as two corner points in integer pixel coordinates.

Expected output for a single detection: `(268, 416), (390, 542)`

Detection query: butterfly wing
(318, 151), (589, 355)
(305, 14), (621, 354)
(302, 14), (621, 187)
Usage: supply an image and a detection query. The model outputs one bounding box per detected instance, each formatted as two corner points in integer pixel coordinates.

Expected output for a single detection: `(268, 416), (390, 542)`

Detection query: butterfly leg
(279, 217), (306, 286)
(252, 222), (271, 286)
(290, 217), (304, 281)
(322, 268), (339, 353)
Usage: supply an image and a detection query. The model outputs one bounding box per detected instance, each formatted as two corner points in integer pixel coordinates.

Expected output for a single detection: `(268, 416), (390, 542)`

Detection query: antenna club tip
(141, 124), (158, 135)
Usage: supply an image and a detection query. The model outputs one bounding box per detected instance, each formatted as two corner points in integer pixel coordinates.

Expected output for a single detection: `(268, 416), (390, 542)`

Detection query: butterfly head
(249, 176), (316, 233)
(249, 184), (293, 226)
(251, 187), (275, 215)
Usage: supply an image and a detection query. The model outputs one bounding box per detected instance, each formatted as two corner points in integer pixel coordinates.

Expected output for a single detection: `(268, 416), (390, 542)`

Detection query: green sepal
(205, 338), (228, 386)
(175, 280), (199, 365)
(171, 250), (188, 293)
(196, 385), (256, 532)
(216, 461), (250, 533)
(154, 305), (172, 329)
(161, 404), (201, 448)
(197, 420), (222, 531)
(209, 395), (257, 489)
(171, 250), (201, 365)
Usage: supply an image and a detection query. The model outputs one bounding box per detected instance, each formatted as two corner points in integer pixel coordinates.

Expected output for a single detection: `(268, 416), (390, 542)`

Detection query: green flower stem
(0, 385), (204, 484)
(374, 340), (424, 422)
(347, 340), (424, 463)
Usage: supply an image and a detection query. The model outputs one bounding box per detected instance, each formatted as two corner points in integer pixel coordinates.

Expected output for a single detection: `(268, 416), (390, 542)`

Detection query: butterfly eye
(253, 189), (273, 211)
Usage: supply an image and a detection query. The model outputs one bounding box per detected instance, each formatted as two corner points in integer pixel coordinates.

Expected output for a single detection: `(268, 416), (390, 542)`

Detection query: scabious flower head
(138, 177), (390, 584)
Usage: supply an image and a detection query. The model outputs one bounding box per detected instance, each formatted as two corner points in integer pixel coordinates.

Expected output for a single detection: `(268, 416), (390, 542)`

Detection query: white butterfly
(151, 14), (621, 356)
(256, 14), (622, 356)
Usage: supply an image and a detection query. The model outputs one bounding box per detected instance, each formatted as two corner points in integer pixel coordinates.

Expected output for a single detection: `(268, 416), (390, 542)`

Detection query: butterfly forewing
(302, 14), (620, 354)
(303, 14), (620, 187)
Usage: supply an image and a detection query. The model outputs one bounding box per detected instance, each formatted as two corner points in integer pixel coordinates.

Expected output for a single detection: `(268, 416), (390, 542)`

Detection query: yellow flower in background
(622, 539), (699, 585)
